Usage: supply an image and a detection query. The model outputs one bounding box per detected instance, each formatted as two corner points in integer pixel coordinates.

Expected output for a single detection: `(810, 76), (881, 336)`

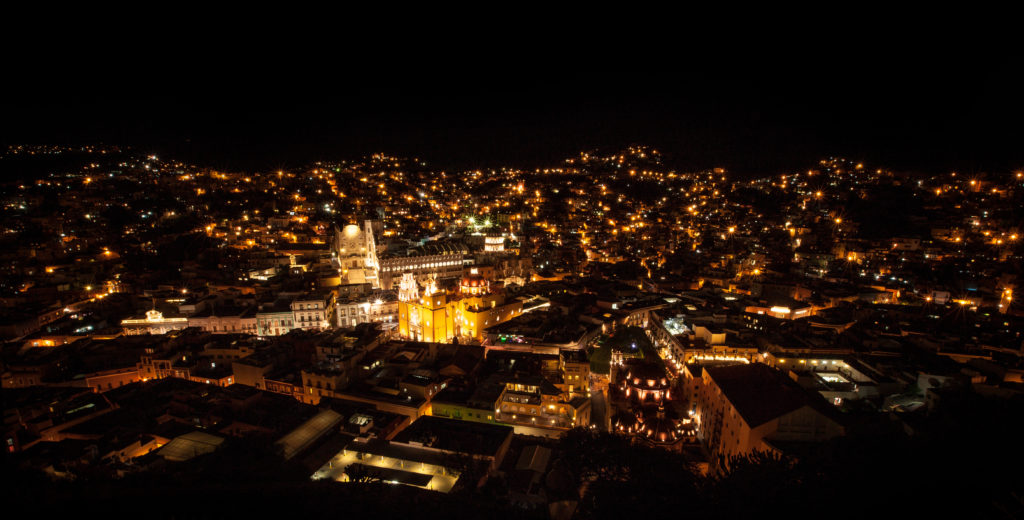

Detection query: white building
(292, 293), (334, 331)
(121, 309), (189, 335)
(336, 295), (398, 329)
(333, 221), (380, 288)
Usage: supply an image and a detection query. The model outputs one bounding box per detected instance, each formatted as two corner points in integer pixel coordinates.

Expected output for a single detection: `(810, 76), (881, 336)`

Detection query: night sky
(2, 43), (1021, 176)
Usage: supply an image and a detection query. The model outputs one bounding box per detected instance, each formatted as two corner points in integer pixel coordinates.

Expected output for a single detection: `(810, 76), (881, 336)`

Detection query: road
(590, 388), (610, 432)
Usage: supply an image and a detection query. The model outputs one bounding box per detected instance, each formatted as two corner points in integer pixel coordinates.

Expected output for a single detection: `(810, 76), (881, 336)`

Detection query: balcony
(494, 410), (573, 429)
(502, 391), (541, 405)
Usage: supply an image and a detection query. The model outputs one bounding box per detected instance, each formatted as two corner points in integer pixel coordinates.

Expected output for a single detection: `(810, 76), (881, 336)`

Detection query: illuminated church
(333, 221), (380, 288)
(397, 269), (523, 343)
(611, 359), (691, 450)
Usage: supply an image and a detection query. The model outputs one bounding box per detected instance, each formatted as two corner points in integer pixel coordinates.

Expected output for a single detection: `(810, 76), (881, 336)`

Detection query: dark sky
(2, 42), (1021, 176)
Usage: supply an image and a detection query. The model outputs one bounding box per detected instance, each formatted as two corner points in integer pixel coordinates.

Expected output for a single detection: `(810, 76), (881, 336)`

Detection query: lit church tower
(397, 272), (455, 343)
(363, 220), (379, 288)
(333, 220), (380, 288)
(397, 270), (525, 344)
(399, 272), (419, 302)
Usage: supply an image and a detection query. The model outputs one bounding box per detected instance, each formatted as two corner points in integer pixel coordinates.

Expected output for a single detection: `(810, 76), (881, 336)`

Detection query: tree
(558, 428), (701, 519)
(343, 463), (382, 484)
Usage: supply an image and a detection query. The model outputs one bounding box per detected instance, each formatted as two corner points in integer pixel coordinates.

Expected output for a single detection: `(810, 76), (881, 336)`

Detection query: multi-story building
(378, 242), (468, 290)
(137, 350), (175, 381)
(311, 416), (513, 493)
(432, 358), (591, 438)
(335, 293), (399, 329)
(301, 366), (349, 405)
(694, 363), (844, 471)
(484, 234), (505, 252)
(397, 271), (524, 343)
(121, 309), (189, 335)
(187, 306), (257, 334)
(291, 292), (334, 332)
(256, 300), (295, 337)
(494, 375), (590, 431)
(333, 221), (380, 288)
(560, 350), (590, 398)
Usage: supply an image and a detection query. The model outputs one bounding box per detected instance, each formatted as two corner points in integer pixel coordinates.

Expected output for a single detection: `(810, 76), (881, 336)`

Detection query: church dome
(460, 268), (489, 295)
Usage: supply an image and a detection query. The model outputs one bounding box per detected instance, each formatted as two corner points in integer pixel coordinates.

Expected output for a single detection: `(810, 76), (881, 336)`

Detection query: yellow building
(397, 271), (523, 343)
(496, 376), (590, 430)
(561, 350), (591, 398)
(399, 291), (457, 343)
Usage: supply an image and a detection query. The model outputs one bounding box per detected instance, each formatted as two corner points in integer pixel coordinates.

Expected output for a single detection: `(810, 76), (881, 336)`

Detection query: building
(431, 353), (591, 438)
(312, 416), (514, 492)
(484, 234), (505, 252)
(397, 271), (524, 343)
(494, 375), (591, 432)
(120, 309), (189, 335)
(333, 221), (380, 288)
(301, 366), (349, 405)
(256, 300), (295, 337)
(187, 305), (257, 334)
(608, 357), (691, 449)
(560, 350), (590, 399)
(763, 354), (897, 405)
(743, 300), (815, 320)
(335, 292), (399, 329)
(292, 292), (334, 332)
(694, 363), (844, 470)
(378, 242), (468, 290)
